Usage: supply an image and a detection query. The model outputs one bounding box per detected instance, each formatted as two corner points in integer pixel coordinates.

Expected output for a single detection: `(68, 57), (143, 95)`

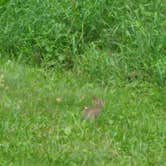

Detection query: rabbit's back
(82, 107), (101, 120)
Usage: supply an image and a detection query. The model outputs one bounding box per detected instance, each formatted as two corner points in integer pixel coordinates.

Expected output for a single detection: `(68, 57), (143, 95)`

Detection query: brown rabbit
(81, 96), (104, 120)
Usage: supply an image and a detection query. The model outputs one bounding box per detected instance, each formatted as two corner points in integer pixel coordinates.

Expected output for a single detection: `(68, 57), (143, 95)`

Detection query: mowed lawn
(0, 61), (165, 165)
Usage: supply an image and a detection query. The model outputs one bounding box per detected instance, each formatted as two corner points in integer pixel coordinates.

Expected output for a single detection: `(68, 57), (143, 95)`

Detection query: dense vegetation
(0, 0), (165, 165)
(0, 0), (165, 85)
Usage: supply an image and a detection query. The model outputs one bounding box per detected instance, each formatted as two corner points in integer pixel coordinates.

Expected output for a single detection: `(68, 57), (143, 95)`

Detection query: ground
(0, 61), (165, 165)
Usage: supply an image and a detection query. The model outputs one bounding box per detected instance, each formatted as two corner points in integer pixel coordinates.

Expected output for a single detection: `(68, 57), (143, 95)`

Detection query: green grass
(0, 1), (165, 69)
(0, 61), (165, 165)
(0, 0), (165, 165)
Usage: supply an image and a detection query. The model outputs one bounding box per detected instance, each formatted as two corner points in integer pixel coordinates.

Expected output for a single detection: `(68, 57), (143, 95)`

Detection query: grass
(0, 1), (165, 68)
(0, 61), (165, 165)
(0, 0), (165, 165)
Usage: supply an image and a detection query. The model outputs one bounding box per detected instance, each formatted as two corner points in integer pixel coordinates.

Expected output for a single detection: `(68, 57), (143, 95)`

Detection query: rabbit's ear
(100, 100), (104, 106)
(92, 96), (98, 104)
(97, 100), (104, 107)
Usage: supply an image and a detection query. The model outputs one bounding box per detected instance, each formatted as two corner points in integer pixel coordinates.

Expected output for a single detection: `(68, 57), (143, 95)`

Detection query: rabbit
(81, 96), (104, 120)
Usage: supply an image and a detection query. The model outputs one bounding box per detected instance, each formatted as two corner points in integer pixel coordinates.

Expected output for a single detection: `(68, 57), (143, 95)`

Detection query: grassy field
(0, 0), (166, 165)
(0, 61), (165, 165)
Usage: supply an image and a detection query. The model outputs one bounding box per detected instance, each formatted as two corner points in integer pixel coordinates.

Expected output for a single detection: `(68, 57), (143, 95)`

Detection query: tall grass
(0, 0), (165, 85)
